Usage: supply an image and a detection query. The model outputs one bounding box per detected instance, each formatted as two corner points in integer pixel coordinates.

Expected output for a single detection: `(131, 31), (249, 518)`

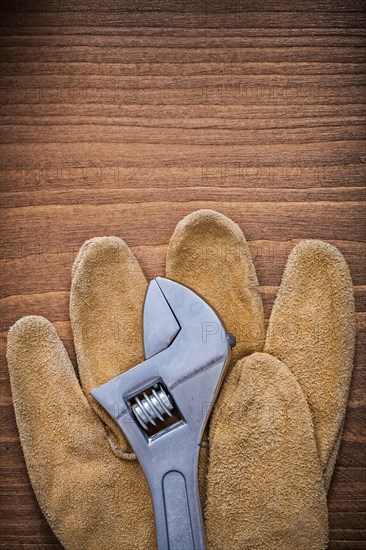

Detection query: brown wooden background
(0, 1), (365, 548)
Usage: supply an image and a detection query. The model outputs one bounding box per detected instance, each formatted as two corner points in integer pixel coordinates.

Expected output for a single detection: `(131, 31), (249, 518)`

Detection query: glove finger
(166, 209), (265, 363)
(206, 352), (328, 550)
(264, 240), (355, 489)
(70, 236), (147, 453)
(7, 316), (155, 550)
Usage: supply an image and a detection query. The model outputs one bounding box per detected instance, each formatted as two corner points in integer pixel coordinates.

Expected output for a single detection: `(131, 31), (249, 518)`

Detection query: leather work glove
(6, 210), (355, 550)
(167, 211), (355, 549)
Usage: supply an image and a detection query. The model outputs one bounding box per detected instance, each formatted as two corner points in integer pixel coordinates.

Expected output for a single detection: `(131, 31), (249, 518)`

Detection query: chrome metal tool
(91, 277), (235, 550)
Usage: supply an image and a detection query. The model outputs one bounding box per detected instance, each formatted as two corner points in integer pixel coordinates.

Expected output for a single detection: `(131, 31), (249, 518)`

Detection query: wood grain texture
(0, 1), (365, 548)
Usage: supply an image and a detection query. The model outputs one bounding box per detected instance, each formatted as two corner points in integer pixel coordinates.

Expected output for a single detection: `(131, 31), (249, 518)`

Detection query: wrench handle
(151, 468), (205, 550)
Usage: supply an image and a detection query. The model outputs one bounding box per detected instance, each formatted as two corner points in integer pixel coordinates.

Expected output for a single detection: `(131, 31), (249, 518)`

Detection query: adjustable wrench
(92, 277), (234, 550)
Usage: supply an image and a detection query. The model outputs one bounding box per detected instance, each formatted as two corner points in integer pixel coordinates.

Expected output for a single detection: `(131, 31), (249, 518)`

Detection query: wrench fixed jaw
(91, 277), (234, 550)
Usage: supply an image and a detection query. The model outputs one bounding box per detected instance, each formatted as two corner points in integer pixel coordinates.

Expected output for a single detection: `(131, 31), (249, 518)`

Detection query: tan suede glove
(7, 210), (355, 550)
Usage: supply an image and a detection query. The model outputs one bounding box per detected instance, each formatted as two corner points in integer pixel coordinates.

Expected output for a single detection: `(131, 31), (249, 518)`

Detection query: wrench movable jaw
(143, 278), (181, 360)
(91, 277), (234, 550)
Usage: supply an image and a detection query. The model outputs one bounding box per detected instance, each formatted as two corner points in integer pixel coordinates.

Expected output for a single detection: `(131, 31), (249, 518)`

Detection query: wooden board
(0, 1), (365, 548)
